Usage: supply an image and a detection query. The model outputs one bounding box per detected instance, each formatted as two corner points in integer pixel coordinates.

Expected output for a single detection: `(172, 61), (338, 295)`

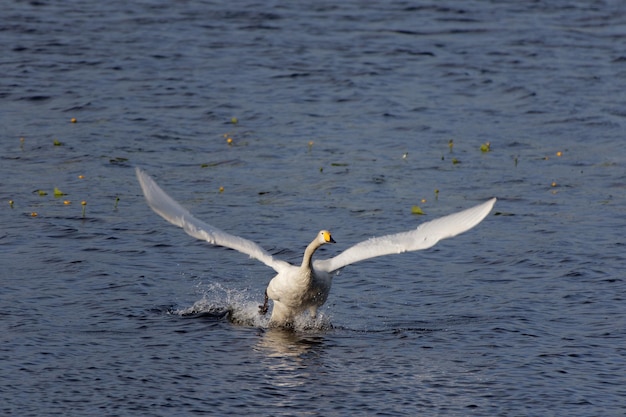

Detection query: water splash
(172, 282), (332, 331)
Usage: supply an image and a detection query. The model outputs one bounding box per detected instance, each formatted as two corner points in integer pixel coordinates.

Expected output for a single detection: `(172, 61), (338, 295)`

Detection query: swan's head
(318, 230), (336, 245)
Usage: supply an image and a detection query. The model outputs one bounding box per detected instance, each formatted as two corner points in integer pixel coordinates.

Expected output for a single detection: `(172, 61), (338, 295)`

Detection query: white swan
(136, 168), (496, 327)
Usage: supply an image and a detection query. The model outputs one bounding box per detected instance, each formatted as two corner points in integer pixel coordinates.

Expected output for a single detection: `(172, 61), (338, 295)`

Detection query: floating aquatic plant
(231, 117), (238, 124)
(411, 205), (425, 215)
(53, 187), (66, 197)
(81, 201), (87, 218)
(448, 139), (454, 152)
(9, 200), (14, 208)
(480, 142), (491, 152)
(114, 197), (120, 209)
(53, 139), (63, 146)
(36, 190), (48, 196)
(71, 117), (77, 123)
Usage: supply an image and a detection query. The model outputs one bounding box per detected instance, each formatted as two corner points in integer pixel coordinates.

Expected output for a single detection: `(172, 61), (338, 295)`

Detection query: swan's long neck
(301, 239), (322, 269)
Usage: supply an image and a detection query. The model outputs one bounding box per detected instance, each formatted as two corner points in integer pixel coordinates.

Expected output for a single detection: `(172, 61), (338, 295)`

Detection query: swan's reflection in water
(257, 328), (325, 357)
(255, 328), (328, 389)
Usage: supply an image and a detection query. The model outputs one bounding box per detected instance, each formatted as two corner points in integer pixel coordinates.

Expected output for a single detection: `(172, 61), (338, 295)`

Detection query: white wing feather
(136, 168), (289, 273)
(314, 198), (496, 273)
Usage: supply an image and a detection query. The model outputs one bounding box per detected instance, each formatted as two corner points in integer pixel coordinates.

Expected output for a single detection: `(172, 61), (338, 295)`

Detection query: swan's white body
(136, 168), (496, 327)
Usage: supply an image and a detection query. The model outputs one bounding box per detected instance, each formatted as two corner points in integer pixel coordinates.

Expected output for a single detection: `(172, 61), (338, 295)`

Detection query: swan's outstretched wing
(136, 168), (289, 273)
(314, 198), (496, 273)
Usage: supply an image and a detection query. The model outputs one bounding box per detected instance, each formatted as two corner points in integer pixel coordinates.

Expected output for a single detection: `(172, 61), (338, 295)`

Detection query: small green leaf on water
(411, 205), (425, 215)
(53, 187), (66, 197)
(37, 190), (48, 196)
(452, 158), (460, 164)
(53, 139), (63, 146)
(480, 142), (491, 152)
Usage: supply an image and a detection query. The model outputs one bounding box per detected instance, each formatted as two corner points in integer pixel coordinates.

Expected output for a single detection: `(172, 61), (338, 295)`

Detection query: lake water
(2, 1), (625, 415)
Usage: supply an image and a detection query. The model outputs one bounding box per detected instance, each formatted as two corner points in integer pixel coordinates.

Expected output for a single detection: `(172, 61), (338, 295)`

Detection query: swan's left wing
(136, 168), (289, 273)
(314, 198), (496, 273)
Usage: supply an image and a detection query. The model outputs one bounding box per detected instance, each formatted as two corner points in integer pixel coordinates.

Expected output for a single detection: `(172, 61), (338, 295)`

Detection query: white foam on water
(173, 281), (332, 331)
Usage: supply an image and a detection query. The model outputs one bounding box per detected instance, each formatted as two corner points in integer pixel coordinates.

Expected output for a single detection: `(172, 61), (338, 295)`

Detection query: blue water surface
(1, 1), (625, 416)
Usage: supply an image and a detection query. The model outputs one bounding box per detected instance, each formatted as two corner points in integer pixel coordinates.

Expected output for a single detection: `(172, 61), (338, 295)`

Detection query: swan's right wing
(314, 198), (496, 273)
(136, 168), (289, 273)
